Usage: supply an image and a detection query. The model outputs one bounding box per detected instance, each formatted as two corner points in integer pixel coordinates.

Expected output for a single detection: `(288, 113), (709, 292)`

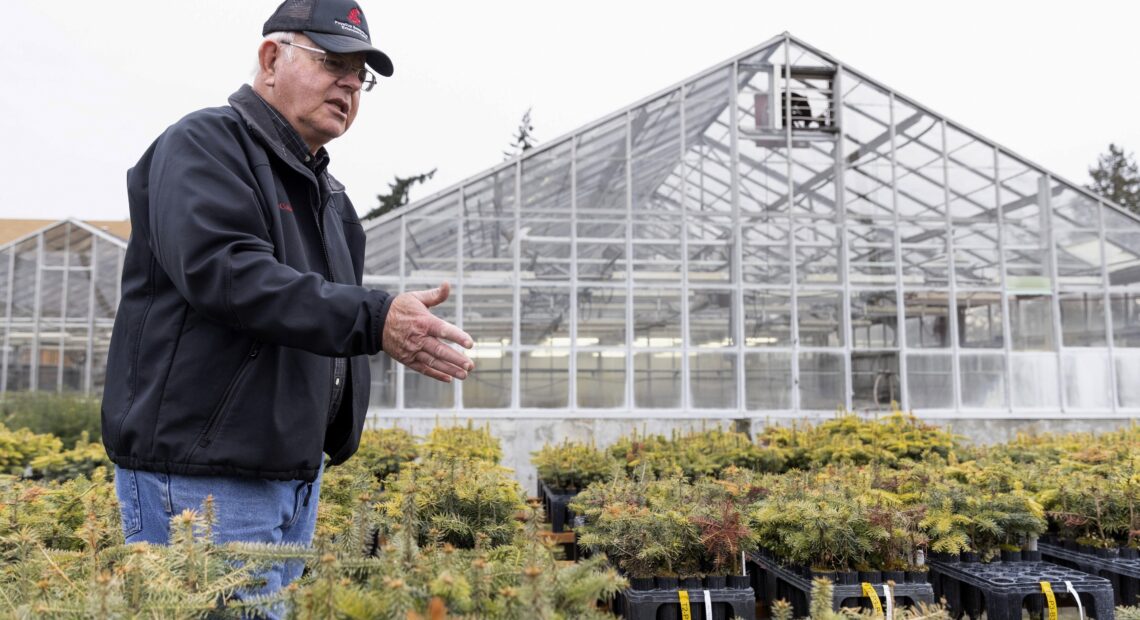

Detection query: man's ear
(258, 40), (280, 86)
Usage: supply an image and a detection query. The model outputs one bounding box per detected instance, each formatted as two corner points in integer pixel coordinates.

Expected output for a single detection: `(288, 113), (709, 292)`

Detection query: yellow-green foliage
(380, 456), (525, 549)
(422, 421), (502, 463)
(0, 467), (121, 557)
(0, 423), (62, 475)
(29, 431), (112, 482)
(352, 426), (419, 484)
(608, 426), (784, 479)
(759, 409), (959, 470)
(531, 439), (618, 491)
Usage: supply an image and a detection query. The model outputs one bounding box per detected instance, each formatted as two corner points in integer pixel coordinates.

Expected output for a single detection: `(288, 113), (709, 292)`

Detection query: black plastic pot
(906, 570), (928, 583)
(1000, 550), (1021, 563)
(959, 551), (980, 563)
(727, 574), (751, 589)
(858, 570), (882, 584)
(630, 577), (655, 591)
(883, 570), (905, 584)
(681, 577), (702, 589)
(836, 570), (858, 585)
(704, 575), (727, 589)
(810, 569), (836, 583)
(1122, 547), (1139, 560)
(1022, 550), (1042, 562)
(656, 576), (679, 590)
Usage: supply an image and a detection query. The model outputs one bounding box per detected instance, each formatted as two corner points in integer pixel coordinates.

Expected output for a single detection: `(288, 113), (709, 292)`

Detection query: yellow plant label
(1040, 581), (1057, 620)
(678, 590), (692, 620)
(862, 582), (883, 617)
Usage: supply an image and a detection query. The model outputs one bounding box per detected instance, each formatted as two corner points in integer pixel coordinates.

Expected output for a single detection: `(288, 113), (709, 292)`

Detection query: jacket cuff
(373, 289), (397, 354)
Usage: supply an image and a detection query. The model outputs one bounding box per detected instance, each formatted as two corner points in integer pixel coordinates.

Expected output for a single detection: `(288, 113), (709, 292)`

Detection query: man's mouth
(326, 99), (349, 115)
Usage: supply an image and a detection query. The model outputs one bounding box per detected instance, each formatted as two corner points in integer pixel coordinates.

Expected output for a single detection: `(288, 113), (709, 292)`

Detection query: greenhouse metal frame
(361, 33), (1140, 419)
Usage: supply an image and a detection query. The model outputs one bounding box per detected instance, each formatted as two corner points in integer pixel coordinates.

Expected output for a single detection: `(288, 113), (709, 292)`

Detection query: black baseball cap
(263, 0), (394, 77)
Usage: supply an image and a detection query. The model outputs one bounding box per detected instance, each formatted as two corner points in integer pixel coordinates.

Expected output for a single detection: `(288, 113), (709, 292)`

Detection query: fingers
(414, 350), (470, 380)
(429, 320), (474, 349)
(408, 360), (454, 383)
(411, 281), (450, 308)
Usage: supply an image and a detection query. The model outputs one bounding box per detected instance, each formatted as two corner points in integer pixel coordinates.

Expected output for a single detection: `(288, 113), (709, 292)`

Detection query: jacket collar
(228, 84), (317, 182)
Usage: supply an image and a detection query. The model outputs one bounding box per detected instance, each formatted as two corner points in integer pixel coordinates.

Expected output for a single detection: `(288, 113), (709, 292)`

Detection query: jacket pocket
(192, 342), (261, 452)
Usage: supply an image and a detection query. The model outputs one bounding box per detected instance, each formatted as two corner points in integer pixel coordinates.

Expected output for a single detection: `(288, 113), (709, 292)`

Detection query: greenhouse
(0, 219), (126, 394)
(361, 32), (1140, 419)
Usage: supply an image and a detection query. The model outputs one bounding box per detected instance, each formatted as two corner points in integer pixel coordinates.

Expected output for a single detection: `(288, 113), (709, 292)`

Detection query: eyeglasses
(280, 41), (377, 92)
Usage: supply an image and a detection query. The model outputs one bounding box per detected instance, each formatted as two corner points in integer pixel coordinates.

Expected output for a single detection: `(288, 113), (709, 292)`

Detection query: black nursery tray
(615, 577), (755, 620)
(746, 551), (934, 618)
(537, 478), (579, 533)
(928, 556), (1115, 620)
(1039, 542), (1140, 605)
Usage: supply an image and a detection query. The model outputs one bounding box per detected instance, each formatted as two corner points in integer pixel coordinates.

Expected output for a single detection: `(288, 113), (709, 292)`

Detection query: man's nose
(337, 71), (363, 92)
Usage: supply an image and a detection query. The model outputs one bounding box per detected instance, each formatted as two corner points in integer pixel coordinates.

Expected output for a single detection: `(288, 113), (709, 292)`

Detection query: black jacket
(101, 85), (392, 482)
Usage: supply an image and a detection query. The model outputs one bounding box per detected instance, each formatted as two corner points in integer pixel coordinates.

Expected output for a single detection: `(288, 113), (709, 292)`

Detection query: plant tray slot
(747, 552), (934, 618)
(1040, 542), (1140, 606)
(538, 479), (580, 533)
(928, 558), (1115, 620)
(615, 586), (755, 620)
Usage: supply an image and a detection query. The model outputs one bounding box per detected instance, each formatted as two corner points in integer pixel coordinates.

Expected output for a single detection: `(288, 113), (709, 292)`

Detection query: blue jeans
(114, 464), (323, 617)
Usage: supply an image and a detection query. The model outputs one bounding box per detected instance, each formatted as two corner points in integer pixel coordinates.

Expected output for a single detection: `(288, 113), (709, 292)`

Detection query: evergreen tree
(364, 169), (437, 220)
(1087, 143), (1140, 215)
(503, 107), (537, 159)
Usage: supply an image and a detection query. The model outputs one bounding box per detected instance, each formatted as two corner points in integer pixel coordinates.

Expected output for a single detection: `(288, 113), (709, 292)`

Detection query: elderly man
(100, 0), (471, 602)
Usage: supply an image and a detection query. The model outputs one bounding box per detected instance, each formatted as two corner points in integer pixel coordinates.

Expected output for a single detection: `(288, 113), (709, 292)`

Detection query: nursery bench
(1039, 541), (1140, 606)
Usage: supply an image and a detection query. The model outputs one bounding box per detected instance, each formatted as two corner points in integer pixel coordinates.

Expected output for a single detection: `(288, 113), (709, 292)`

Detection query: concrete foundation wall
(365, 413), (1136, 494)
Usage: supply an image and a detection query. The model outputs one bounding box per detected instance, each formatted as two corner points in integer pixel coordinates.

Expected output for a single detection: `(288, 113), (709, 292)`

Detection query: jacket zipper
(198, 342), (261, 448)
(313, 186), (344, 424)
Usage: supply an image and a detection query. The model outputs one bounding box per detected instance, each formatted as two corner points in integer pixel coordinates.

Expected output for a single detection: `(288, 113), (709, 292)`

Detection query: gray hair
(253, 32), (297, 80)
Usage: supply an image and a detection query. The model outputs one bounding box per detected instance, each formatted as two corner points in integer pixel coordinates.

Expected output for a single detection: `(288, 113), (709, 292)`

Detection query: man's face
(268, 35), (365, 152)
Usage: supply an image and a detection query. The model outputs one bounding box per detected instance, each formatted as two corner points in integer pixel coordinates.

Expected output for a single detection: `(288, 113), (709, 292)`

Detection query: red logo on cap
(347, 8), (362, 25)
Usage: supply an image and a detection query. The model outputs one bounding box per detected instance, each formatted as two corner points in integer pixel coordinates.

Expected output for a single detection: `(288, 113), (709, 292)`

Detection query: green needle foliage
(531, 439), (619, 491)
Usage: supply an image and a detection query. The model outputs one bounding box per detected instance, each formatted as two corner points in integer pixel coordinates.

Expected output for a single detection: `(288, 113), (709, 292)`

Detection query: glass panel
(1010, 353), (1059, 408)
(5, 332), (32, 391)
(1051, 184), (1100, 228)
(999, 155), (1047, 248)
(40, 271), (63, 319)
(850, 290), (898, 348)
(690, 352), (736, 409)
(520, 236), (571, 281)
(368, 353), (396, 409)
(406, 282), (456, 408)
(463, 348), (511, 409)
(1062, 350), (1111, 410)
(791, 141), (838, 219)
(899, 221), (949, 288)
(1055, 229), (1103, 288)
(94, 239), (122, 319)
(578, 220), (626, 282)
(688, 216), (733, 281)
(745, 352), (792, 409)
(414, 188), (462, 219)
(798, 289), (843, 347)
(519, 287), (571, 346)
(61, 328), (87, 392)
(1116, 351), (1140, 408)
(66, 267), (90, 320)
(633, 351), (681, 408)
(904, 292), (950, 348)
(944, 126), (996, 221)
(37, 333), (60, 391)
(796, 218), (840, 284)
(11, 239), (36, 319)
(69, 228), (93, 268)
(0, 249), (8, 320)
(1009, 294), (1055, 351)
(632, 219), (682, 279)
(689, 289), (734, 347)
(520, 140), (572, 214)
(520, 349), (569, 408)
(1106, 231), (1140, 287)
(1004, 248), (1051, 290)
(1059, 291), (1107, 347)
(799, 352), (845, 410)
(851, 351), (899, 411)
(405, 218), (458, 279)
(462, 286), (514, 348)
(631, 91), (682, 215)
(1111, 291), (1140, 347)
(577, 115), (627, 214)
(633, 287), (682, 346)
(742, 217), (791, 285)
(577, 286), (626, 347)
(462, 218), (513, 274)
(847, 223), (896, 285)
(744, 289), (792, 347)
(843, 80), (894, 220)
(953, 224), (1001, 289)
(363, 217), (400, 276)
(577, 351), (626, 408)
(907, 354), (953, 409)
(464, 169), (516, 219)
(959, 354), (1007, 408)
(957, 291), (1004, 348)
(42, 225), (67, 267)
(893, 99), (945, 220)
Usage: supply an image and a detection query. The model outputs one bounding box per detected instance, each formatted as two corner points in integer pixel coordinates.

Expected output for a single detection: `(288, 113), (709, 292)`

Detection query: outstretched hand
(381, 282), (474, 383)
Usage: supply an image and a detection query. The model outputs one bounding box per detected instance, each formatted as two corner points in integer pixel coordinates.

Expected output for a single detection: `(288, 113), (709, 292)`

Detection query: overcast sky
(2, 1), (1138, 222)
